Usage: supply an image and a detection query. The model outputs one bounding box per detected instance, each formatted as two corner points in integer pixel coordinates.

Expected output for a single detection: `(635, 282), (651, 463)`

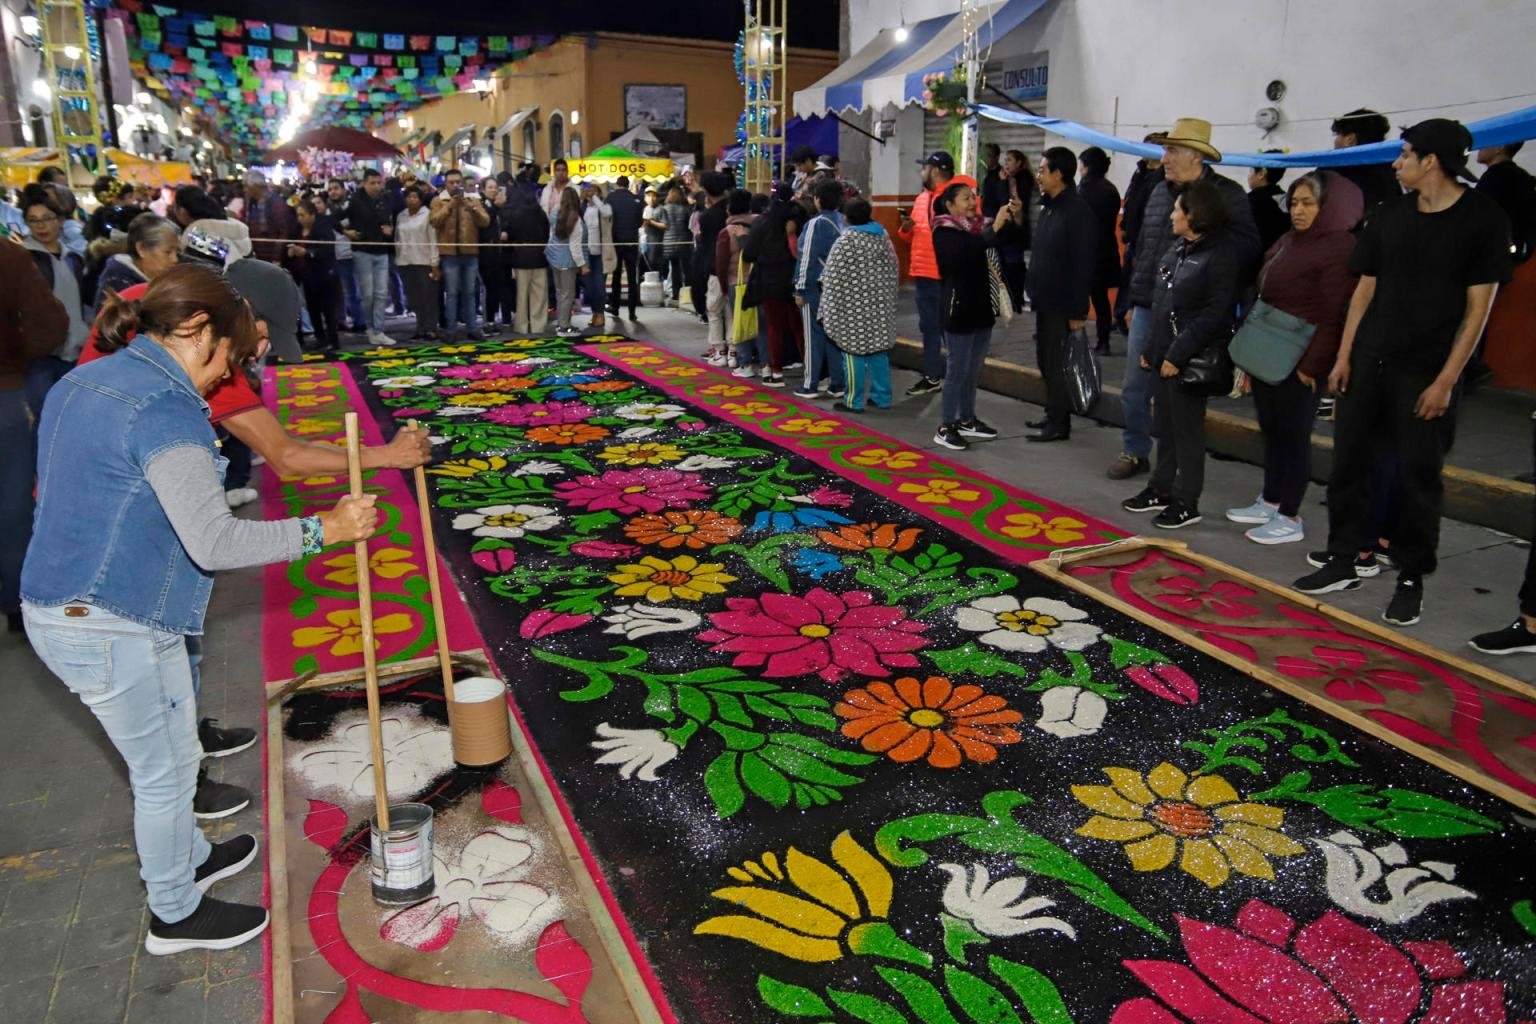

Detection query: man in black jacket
(1477, 143), (1535, 264)
(1109, 117), (1259, 481)
(606, 176), (644, 319)
(693, 172), (731, 340)
(1026, 148), (1097, 443)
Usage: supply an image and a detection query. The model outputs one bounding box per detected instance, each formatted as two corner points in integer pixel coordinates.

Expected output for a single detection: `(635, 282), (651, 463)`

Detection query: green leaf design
(987, 957), (1075, 1024)
(1183, 708), (1361, 776)
(940, 912), (988, 965)
(1250, 772), (1500, 838)
(944, 966), (1024, 1024)
(1513, 899), (1536, 937)
(926, 643), (1033, 680)
(827, 987), (912, 1024)
(675, 685), (713, 723)
(1104, 634), (1167, 670)
(704, 751), (745, 817)
(532, 645), (648, 701)
(756, 975), (833, 1017)
(290, 594), (318, 619)
(876, 966), (961, 1024)
(740, 752), (792, 809)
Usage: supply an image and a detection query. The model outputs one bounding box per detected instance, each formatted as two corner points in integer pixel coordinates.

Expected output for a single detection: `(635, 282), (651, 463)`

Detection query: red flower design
(1111, 899), (1525, 1024)
(1153, 575), (1261, 619)
(553, 468), (711, 515)
(1274, 645), (1422, 704)
(698, 588), (929, 682)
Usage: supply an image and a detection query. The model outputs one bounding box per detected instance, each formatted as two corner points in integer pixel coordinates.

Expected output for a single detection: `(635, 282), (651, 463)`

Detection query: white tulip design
(601, 603), (703, 640)
(955, 596), (1102, 654)
(614, 402), (687, 421)
(451, 504), (562, 539)
(590, 722), (680, 782)
(512, 460), (565, 477)
(674, 454), (739, 471)
(1311, 831), (1475, 924)
(1034, 686), (1108, 739)
(938, 863), (1076, 939)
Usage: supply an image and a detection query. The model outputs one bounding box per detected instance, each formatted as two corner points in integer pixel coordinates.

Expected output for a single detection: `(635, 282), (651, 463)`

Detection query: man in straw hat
(1294, 118), (1510, 628)
(1107, 116), (1259, 482)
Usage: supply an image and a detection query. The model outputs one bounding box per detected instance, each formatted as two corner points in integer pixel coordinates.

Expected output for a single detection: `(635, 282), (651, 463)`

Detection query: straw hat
(1148, 117), (1222, 162)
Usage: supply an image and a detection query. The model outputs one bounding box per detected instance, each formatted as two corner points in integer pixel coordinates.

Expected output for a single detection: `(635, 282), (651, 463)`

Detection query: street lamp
(63, 45), (82, 61)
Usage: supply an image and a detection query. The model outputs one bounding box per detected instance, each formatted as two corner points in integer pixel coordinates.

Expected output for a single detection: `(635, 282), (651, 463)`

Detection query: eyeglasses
(25, 214), (59, 226)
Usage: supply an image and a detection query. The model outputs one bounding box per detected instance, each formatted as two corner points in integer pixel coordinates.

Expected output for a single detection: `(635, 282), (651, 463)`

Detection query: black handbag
(1064, 326), (1102, 415)
(1170, 310), (1235, 396)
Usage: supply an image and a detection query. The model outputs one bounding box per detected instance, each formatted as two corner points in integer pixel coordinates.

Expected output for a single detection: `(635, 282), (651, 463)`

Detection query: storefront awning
(435, 122), (478, 157)
(495, 107), (538, 140)
(793, 0), (1047, 117)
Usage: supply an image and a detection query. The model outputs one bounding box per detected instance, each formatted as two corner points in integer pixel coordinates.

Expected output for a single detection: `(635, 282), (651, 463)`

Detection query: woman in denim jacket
(20, 264), (379, 956)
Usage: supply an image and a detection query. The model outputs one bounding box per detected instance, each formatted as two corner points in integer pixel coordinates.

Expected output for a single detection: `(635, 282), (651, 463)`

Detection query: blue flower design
(542, 374), (602, 386)
(788, 548), (846, 580)
(749, 507), (855, 533)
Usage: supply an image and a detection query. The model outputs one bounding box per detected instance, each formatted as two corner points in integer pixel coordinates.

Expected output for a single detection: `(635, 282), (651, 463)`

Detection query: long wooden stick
(344, 412), (390, 831)
(408, 419), (458, 727)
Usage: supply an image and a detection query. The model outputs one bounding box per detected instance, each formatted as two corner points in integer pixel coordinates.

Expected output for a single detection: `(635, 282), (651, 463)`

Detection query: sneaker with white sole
(762, 375), (786, 389)
(146, 897), (269, 955)
(957, 418), (999, 440)
(933, 424), (969, 451)
(195, 835), (258, 893)
(367, 331), (396, 347)
(1469, 619), (1536, 655)
(1293, 556), (1362, 594)
(1153, 502), (1202, 529)
(1121, 488), (1170, 514)
(730, 365), (756, 379)
(1246, 515), (1304, 545)
(199, 718), (256, 758)
(194, 768), (251, 820)
(1383, 575), (1423, 626)
(1226, 496), (1279, 525)
(1307, 549), (1381, 578)
(792, 386), (821, 399)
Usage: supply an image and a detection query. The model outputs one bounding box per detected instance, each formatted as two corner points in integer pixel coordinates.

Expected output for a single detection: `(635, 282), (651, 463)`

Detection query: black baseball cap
(1401, 118), (1478, 182)
(917, 151), (955, 174)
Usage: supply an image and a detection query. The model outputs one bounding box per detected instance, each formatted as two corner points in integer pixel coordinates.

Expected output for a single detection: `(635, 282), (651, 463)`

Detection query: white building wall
(847, 0), (1536, 195)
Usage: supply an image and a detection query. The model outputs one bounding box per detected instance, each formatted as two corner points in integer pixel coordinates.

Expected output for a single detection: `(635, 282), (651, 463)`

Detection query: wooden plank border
(265, 699), (294, 1024)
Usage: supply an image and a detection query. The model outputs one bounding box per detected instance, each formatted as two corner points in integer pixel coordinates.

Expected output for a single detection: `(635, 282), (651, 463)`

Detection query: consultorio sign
(570, 156), (675, 181)
(998, 58), (1049, 103)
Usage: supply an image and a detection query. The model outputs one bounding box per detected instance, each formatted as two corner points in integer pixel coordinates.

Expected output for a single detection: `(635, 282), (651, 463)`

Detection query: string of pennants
(111, 0), (557, 159)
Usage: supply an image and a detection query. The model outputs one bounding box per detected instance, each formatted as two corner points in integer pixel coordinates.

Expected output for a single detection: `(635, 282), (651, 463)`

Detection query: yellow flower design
(608, 344), (651, 355)
(291, 417), (342, 437)
(597, 442), (686, 466)
(659, 365), (706, 377)
(1001, 512), (1087, 544)
(280, 473), (339, 486)
(438, 345), (479, 353)
(293, 379), (341, 392)
(447, 391), (516, 407)
(848, 448), (922, 470)
(368, 356), (416, 366)
(780, 418), (841, 435)
(301, 352), (327, 362)
(283, 393), (338, 409)
(321, 548), (418, 585)
(426, 456), (510, 479)
(1073, 762), (1305, 888)
(721, 402), (781, 416)
(608, 555), (736, 603)
(896, 479), (982, 505)
(284, 367), (329, 378)
(701, 383), (751, 397)
(694, 832), (893, 962)
(625, 356), (665, 366)
(292, 609), (414, 657)
(475, 351), (531, 362)
(585, 334), (628, 343)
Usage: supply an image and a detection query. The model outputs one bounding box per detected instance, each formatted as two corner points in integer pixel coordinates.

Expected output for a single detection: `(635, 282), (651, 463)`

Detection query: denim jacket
(22, 336), (224, 634)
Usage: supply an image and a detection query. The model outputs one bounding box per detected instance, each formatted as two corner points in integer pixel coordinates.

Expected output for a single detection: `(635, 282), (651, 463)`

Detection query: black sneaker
(1469, 619), (1536, 655)
(1293, 556), (1363, 595)
(933, 425), (969, 451)
(194, 768), (251, 820)
(1306, 550), (1380, 578)
(906, 376), (942, 397)
(1374, 543), (1397, 571)
(199, 718), (256, 759)
(762, 374), (786, 389)
(1121, 488), (1170, 514)
(958, 418), (999, 440)
(195, 835), (258, 893)
(1153, 502), (1202, 529)
(1383, 575), (1423, 626)
(145, 896), (269, 955)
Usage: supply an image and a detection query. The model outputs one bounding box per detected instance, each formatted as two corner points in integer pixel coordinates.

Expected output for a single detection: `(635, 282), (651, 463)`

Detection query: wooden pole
(344, 412), (390, 831)
(408, 419), (459, 724)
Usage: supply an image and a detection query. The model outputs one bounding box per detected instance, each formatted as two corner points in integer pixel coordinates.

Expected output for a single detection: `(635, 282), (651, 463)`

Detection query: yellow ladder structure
(743, 0), (786, 194)
(38, 0), (106, 187)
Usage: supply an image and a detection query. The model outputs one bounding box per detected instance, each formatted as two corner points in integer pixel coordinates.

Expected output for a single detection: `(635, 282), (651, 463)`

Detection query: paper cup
(450, 675), (513, 766)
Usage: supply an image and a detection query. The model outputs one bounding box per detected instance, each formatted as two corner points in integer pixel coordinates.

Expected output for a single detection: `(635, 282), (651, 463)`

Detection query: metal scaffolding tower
(743, 0), (786, 194)
(38, 0), (106, 186)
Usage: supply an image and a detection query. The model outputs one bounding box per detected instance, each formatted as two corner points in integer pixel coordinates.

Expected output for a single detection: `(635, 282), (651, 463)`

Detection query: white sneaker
(707, 353), (727, 366)
(250, 454), (266, 467)
(1246, 515), (1305, 545)
(726, 355), (738, 368)
(368, 331), (396, 347)
(1225, 496), (1278, 525)
(225, 487), (259, 509)
(731, 365), (756, 378)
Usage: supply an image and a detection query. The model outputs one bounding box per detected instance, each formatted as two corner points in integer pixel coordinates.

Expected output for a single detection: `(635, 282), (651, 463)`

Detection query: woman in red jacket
(1226, 170), (1364, 545)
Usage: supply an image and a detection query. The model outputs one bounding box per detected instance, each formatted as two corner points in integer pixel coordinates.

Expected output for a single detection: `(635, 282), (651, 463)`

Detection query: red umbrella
(264, 126), (400, 163)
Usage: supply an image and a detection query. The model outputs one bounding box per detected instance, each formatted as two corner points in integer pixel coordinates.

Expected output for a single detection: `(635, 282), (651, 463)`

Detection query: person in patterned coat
(817, 199), (898, 414)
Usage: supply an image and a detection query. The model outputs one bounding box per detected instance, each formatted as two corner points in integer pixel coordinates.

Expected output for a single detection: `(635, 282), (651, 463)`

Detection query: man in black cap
(898, 151), (976, 396)
(1294, 119), (1511, 627)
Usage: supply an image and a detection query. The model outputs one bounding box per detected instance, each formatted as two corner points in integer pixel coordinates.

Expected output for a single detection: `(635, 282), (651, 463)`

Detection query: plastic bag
(1065, 325), (1101, 415)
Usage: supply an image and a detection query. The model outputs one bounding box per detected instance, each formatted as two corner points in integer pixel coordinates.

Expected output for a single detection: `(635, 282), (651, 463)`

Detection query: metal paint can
(369, 802), (436, 905)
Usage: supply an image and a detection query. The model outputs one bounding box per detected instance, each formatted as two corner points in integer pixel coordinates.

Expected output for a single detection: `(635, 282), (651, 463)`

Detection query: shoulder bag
(731, 252), (759, 344)
(1227, 242), (1316, 384)
(1171, 309), (1236, 396)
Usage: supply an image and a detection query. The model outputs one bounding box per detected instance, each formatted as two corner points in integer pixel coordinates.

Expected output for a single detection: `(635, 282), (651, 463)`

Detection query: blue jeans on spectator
(914, 278), (946, 380)
(800, 295), (846, 393)
(353, 252), (390, 333)
(23, 602), (210, 924)
(1120, 305), (1155, 459)
(941, 328), (992, 425)
(337, 258), (364, 329)
(586, 255), (607, 315)
(0, 389), (34, 614)
(842, 351), (892, 411)
(441, 255), (480, 337)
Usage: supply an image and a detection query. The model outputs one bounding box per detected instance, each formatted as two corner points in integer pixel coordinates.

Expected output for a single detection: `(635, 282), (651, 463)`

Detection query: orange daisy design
(526, 423), (611, 445)
(623, 509), (742, 549)
(836, 676), (1023, 769)
(468, 377), (537, 392)
(814, 522), (924, 553)
(575, 380), (635, 392)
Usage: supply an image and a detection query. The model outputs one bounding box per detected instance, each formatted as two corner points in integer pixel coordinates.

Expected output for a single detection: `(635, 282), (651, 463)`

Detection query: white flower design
(451, 504), (562, 539)
(618, 426), (659, 439)
(415, 360), (452, 368)
(601, 602), (703, 639)
(294, 712), (453, 801)
(938, 863), (1076, 939)
(955, 595), (1101, 654)
(375, 375), (436, 388)
(379, 827), (558, 950)
(589, 722), (680, 781)
(614, 402), (687, 421)
(438, 405), (487, 416)
(512, 459), (566, 477)
(674, 454), (738, 471)
(1034, 686), (1107, 739)
(1311, 831), (1476, 924)
(517, 357), (555, 367)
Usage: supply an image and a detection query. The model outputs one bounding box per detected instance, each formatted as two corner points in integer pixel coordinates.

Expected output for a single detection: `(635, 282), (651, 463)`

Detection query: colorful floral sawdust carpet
(268, 336), (1536, 1023)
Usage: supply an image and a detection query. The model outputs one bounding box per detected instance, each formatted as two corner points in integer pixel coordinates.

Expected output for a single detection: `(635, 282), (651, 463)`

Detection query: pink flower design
(677, 420), (708, 433)
(698, 588), (929, 682)
(440, 362), (534, 379)
(1111, 899), (1525, 1024)
(806, 486), (854, 508)
(1123, 664), (1198, 705)
(554, 469), (712, 515)
(520, 610), (594, 639)
(471, 547), (517, 573)
(485, 401), (597, 427)
(570, 540), (644, 558)
(1153, 575), (1261, 619)
(1274, 645), (1421, 704)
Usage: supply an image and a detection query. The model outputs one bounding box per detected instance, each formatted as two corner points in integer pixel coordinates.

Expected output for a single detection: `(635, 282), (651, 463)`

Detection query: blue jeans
(914, 278), (946, 379)
(1121, 305), (1155, 458)
(337, 258), (364, 328)
(353, 252), (390, 333)
(842, 352), (892, 410)
(441, 255), (480, 336)
(0, 389), (34, 613)
(941, 328), (992, 425)
(24, 602), (210, 923)
(801, 297), (846, 392)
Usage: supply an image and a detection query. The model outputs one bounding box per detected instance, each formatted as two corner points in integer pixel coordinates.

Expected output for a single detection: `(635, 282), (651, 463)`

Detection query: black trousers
(300, 272), (341, 350)
(1090, 283), (1113, 346)
(1326, 356), (1456, 576)
(609, 247), (641, 314)
(1149, 374), (1208, 509)
(479, 251), (513, 325)
(1035, 311), (1072, 433)
(1522, 418), (1536, 616)
(1251, 373), (1319, 517)
(665, 251), (689, 299)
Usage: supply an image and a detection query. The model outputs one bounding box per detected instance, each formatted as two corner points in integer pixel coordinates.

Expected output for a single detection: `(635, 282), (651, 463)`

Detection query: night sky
(155, 1), (841, 50)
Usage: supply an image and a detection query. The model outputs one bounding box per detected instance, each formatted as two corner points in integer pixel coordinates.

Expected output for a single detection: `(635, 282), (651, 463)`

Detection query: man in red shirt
(897, 151), (977, 397)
